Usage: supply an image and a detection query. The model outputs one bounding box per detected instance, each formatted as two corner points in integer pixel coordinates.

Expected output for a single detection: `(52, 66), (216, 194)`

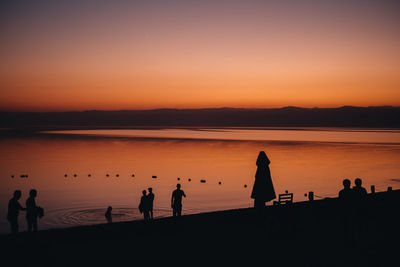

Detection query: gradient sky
(1, 0), (399, 111)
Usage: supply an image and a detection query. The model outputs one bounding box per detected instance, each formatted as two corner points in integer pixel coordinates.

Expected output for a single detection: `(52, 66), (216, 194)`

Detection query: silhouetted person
(353, 178), (367, 199)
(251, 151), (276, 211)
(105, 206), (112, 223)
(171, 184), (186, 217)
(352, 178), (368, 236)
(147, 187), (154, 220)
(139, 190), (150, 221)
(7, 190), (26, 234)
(338, 179), (353, 200)
(26, 189), (39, 232)
(338, 179), (354, 243)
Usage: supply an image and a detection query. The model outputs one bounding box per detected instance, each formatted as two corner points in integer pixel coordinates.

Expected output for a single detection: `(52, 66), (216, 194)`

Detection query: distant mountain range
(1, 106), (399, 129)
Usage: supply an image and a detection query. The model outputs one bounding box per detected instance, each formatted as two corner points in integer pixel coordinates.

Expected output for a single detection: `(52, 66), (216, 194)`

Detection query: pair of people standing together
(7, 189), (42, 233)
(139, 187), (155, 221)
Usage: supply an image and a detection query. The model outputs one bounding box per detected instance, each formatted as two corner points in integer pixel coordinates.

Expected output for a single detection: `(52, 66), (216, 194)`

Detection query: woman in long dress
(251, 151), (276, 209)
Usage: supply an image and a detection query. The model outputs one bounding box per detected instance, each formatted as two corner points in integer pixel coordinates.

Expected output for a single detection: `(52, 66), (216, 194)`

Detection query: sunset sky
(1, 0), (399, 111)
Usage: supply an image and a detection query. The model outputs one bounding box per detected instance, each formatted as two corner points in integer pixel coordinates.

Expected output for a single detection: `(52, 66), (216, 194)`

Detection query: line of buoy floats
(10, 174), (29, 179)
(9, 173), (243, 186)
(62, 173), (134, 178)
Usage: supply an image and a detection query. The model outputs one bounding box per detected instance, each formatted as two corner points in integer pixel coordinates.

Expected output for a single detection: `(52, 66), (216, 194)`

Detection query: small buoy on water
(244, 184), (247, 188)
(152, 175), (157, 179)
(200, 179), (206, 183)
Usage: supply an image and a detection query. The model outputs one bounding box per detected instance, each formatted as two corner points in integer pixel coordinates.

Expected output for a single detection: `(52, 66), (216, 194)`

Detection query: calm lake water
(1, 127), (400, 234)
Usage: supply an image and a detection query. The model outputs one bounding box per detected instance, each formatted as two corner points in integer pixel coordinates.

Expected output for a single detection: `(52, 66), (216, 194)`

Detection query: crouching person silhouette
(105, 206), (113, 223)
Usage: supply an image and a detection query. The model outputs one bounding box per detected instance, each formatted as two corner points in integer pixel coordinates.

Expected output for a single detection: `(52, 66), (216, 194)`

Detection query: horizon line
(1, 105), (399, 113)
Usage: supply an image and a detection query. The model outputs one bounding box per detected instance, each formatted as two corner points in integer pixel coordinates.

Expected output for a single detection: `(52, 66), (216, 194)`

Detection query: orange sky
(1, 0), (399, 111)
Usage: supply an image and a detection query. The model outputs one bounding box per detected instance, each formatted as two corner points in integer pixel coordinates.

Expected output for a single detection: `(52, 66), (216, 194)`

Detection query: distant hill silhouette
(1, 106), (399, 129)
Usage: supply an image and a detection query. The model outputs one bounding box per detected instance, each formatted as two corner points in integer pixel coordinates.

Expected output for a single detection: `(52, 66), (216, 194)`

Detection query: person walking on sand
(251, 151), (276, 211)
(171, 184), (186, 217)
(139, 190), (150, 221)
(7, 190), (26, 234)
(147, 187), (155, 220)
(26, 189), (39, 232)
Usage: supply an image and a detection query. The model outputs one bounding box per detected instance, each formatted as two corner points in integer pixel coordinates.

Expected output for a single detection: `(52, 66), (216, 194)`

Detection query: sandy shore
(1, 190), (399, 266)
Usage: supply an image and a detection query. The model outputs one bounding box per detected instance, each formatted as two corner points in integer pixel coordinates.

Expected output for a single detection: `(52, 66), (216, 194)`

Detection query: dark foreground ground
(1, 190), (399, 267)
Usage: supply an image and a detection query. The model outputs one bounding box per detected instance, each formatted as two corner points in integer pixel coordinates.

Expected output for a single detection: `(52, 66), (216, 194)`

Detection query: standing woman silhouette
(251, 151), (276, 210)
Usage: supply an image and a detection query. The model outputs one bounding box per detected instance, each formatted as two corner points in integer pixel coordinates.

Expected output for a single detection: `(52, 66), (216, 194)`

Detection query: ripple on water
(42, 207), (142, 228)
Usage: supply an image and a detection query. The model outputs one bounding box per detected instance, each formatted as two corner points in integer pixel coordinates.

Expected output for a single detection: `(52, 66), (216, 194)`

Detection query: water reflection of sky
(44, 128), (400, 143)
(1, 128), (399, 233)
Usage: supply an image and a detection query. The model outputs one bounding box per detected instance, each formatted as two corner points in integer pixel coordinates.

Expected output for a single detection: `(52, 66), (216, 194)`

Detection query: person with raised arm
(171, 184), (186, 217)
